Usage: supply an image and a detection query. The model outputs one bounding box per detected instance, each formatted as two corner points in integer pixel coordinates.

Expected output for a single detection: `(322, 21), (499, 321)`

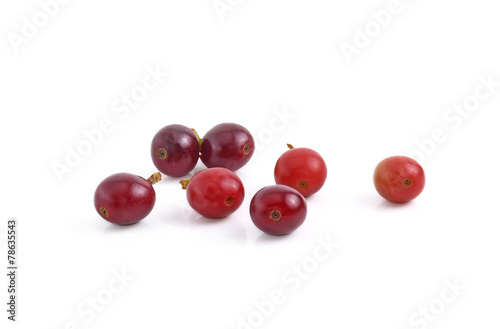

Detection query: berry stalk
(147, 172), (162, 185)
(179, 178), (191, 189)
(191, 128), (203, 150)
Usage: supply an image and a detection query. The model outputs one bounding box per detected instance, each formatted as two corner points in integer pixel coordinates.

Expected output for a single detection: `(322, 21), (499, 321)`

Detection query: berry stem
(191, 128), (203, 150)
(287, 143), (294, 149)
(179, 178), (191, 190)
(147, 172), (162, 185)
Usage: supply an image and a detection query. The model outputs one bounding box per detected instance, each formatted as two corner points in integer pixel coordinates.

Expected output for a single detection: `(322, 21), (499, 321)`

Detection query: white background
(1, 0), (500, 328)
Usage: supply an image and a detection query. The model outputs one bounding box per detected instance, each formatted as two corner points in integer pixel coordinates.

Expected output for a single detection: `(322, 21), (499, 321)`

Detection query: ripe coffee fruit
(199, 123), (255, 171)
(250, 185), (307, 235)
(94, 172), (161, 225)
(180, 167), (245, 219)
(373, 156), (425, 203)
(151, 124), (199, 177)
(274, 144), (327, 197)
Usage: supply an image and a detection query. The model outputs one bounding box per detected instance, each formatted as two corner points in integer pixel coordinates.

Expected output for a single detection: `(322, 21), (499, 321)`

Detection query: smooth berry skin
(94, 173), (156, 225)
(151, 124), (199, 177)
(250, 185), (307, 235)
(185, 167), (245, 219)
(274, 147), (327, 197)
(373, 156), (425, 203)
(200, 123), (255, 171)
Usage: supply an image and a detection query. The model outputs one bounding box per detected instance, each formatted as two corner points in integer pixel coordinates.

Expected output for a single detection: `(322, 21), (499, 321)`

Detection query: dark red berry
(151, 124), (199, 177)
(274, 144), (327, 197)
(250, 185), (307, 235)
(199, 123), (255, 171)
(180, 167), (244, 219)
(94, 172), (161, 225)
(373, 156), (425, 203)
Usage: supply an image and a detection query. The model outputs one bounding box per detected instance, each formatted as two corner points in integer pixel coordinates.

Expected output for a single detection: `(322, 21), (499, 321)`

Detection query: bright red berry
(180, 167), (245, 219)
(199, 123), (255, 171)
(151, 124), (199, 177)
(250, 185), (307, 235)
(373, 156), (425, 203)
(94, 172), (161, 225)
(274, 144), (327, 197)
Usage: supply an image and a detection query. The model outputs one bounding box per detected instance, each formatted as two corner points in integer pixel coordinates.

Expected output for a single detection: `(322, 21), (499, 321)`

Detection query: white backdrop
(1, 0), (500, 328)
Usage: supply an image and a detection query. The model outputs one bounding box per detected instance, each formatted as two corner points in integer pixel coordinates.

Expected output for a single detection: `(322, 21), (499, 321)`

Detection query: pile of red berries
(94, 123), (425, 235)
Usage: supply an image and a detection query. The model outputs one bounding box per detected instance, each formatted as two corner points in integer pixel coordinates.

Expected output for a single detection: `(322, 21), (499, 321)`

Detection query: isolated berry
(94, 172), (161, 225)
(151, 124), (199, 177)
(199, 123), (255, 171)
(250, 185), (307, 235)
(180, 167), (245, 219)
(373, 156), (425, 203)
(274, 144), (327, 197)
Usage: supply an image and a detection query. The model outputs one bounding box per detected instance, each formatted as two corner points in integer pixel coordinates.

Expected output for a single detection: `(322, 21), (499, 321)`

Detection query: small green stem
(192, 128), (203, 150)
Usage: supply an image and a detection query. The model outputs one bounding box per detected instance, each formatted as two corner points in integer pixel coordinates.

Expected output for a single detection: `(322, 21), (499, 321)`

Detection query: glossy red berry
(373, 156), (425, 203)
(151, 124), (199, 177)
(180, 167), (245, 219)
(250, 185), (307, 235)
(199, 123), (255, 171)
(274, 144), (327, 197)
(94, 172), (161, 225)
